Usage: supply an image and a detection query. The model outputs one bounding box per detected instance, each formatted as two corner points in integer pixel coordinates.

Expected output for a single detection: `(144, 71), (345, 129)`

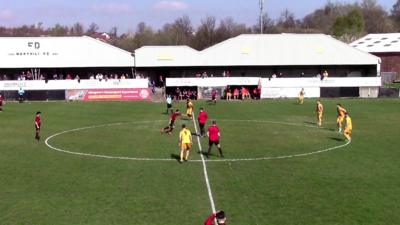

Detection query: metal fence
(381, 72), (399, 84)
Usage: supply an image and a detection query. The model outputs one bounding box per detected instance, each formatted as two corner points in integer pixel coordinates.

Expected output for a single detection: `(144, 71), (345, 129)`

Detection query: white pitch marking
(45, 120), (176, 162)
(191, 112), (217, 215)
(45, 120), (350, 163)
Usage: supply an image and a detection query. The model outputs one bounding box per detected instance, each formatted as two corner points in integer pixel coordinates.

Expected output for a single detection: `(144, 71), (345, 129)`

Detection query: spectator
(18, 87), (25, 103)
(233, 88), (239, 100)
(226, 88), (232, 100)
(323, 70), (329, 80)
(66, 74), (72, 80)
(0, 94), (3, 112)
(159, 75), (164, 87)
(26, 71), (33, 80)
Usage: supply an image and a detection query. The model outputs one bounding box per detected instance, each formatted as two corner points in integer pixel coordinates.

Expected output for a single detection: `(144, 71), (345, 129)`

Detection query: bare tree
(252, 13), (277, 34)
(277, 9), (296, 30)
(173, 15), (194, 45)
(70, 22), (84, 36)
(194, 16), (217, 49)
(133, 22), (155, 49)
(49, 24), (69, 36)
(361, 0), (394, 33)
(215, 17), (250, 43)
(86, 22), (99, 35)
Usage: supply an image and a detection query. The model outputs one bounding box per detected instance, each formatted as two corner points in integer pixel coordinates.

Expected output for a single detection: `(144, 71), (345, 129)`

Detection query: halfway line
(191, 112), (217, 215)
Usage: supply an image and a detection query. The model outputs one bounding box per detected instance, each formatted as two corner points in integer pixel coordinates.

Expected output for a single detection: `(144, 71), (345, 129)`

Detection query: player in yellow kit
(179, 124), (192, 163)
(344, 112), (352, 142)
(336, 103), (347, 133)
(316, 100), (324, 127)
(299, 88), (305, 104)
(186, 98), (193, 118)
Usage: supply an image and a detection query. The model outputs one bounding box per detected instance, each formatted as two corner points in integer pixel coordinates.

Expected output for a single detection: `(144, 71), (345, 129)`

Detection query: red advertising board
(66, 88), (151, 101)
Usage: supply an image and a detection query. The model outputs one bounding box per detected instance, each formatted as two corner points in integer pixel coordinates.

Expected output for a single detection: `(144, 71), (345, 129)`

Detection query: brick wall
(373, 53), (400, 74)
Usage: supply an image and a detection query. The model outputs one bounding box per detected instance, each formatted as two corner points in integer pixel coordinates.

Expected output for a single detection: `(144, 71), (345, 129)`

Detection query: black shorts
(209, 140), (219, 146)
(212, 96), (216, 101)
(167, 103), (172, 109)
(199, 123), (205, 130)
(169, 120), (175, 128)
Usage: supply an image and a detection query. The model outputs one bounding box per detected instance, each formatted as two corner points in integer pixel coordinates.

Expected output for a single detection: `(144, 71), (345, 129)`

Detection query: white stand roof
(135, 34), (380, 67)
(0, 36), (135, 68)
(351, 33), (400, 53)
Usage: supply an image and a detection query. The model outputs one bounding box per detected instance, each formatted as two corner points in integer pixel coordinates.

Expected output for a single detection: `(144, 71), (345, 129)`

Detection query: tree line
(2, 0), (400, 52)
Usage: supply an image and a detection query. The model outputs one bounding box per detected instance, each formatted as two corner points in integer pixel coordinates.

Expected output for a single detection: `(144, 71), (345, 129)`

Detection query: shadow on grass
(200, 151), (211, 158)
(170, 154), (181, 162)
(206, 100), (216, 105)
(329, 137), (344, 142)
(304, 121), (317, 126)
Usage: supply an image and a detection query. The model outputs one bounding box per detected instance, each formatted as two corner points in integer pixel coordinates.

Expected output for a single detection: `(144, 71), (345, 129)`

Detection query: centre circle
(45, 120), (350, 162)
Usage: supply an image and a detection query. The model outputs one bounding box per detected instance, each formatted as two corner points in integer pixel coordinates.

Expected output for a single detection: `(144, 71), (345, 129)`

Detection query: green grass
(384, 82), (400, 88)
(0, 99), (400, 225)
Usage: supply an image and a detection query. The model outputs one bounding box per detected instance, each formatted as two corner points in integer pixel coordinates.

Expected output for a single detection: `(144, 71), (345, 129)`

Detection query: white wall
(261, 77), (381, 88)
(262, 87), (320, 98)
(166, 77), (261, 87)
(0, 79), (148, 91)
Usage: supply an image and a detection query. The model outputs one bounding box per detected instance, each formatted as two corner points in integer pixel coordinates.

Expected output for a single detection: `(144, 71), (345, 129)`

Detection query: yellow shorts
(317, 112), (323, 120)
(187, 108), (193, 115)
(337, 116), (344, 124)
(181, 143), (191, 151)
(344, 128), (352, 135)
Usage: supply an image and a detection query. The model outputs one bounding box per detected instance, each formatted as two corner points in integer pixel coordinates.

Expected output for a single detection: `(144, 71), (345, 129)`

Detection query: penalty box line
(191, 112), (217, 215)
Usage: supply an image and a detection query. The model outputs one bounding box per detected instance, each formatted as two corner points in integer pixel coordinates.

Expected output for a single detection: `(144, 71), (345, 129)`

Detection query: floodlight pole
(259, 0), (264, 34)
(131, 52), (136, 78)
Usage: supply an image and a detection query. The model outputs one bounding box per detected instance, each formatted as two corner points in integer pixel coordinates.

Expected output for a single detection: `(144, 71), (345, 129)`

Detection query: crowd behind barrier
(0, 70), (148, 81)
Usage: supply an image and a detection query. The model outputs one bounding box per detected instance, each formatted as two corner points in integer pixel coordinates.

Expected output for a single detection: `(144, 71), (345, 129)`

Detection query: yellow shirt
(300, 91), (305, 97)
(317, 103), (323, 113)
(345, 116), (352, 130)
(179, 128), (192, 144)
(187, 101), (193, 109)
(337, 106), (347, 117)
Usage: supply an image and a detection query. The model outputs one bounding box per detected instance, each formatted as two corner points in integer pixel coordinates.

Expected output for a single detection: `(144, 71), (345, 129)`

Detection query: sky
(0, 0), (397, 33)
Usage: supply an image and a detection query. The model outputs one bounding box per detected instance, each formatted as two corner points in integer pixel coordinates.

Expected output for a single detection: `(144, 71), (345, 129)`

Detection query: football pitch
(0, 98), (399, 225)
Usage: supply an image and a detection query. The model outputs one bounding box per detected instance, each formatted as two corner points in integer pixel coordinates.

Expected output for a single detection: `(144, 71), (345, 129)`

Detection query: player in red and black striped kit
(197, 107), (208, 137)
(205, 120), (223, 158)
(204, 210), (226, 225)
(35, 111), (41, 141)
(0, 94), (4, 112)
(211, 89), (217, 104)
(161, 109), (181, 135)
